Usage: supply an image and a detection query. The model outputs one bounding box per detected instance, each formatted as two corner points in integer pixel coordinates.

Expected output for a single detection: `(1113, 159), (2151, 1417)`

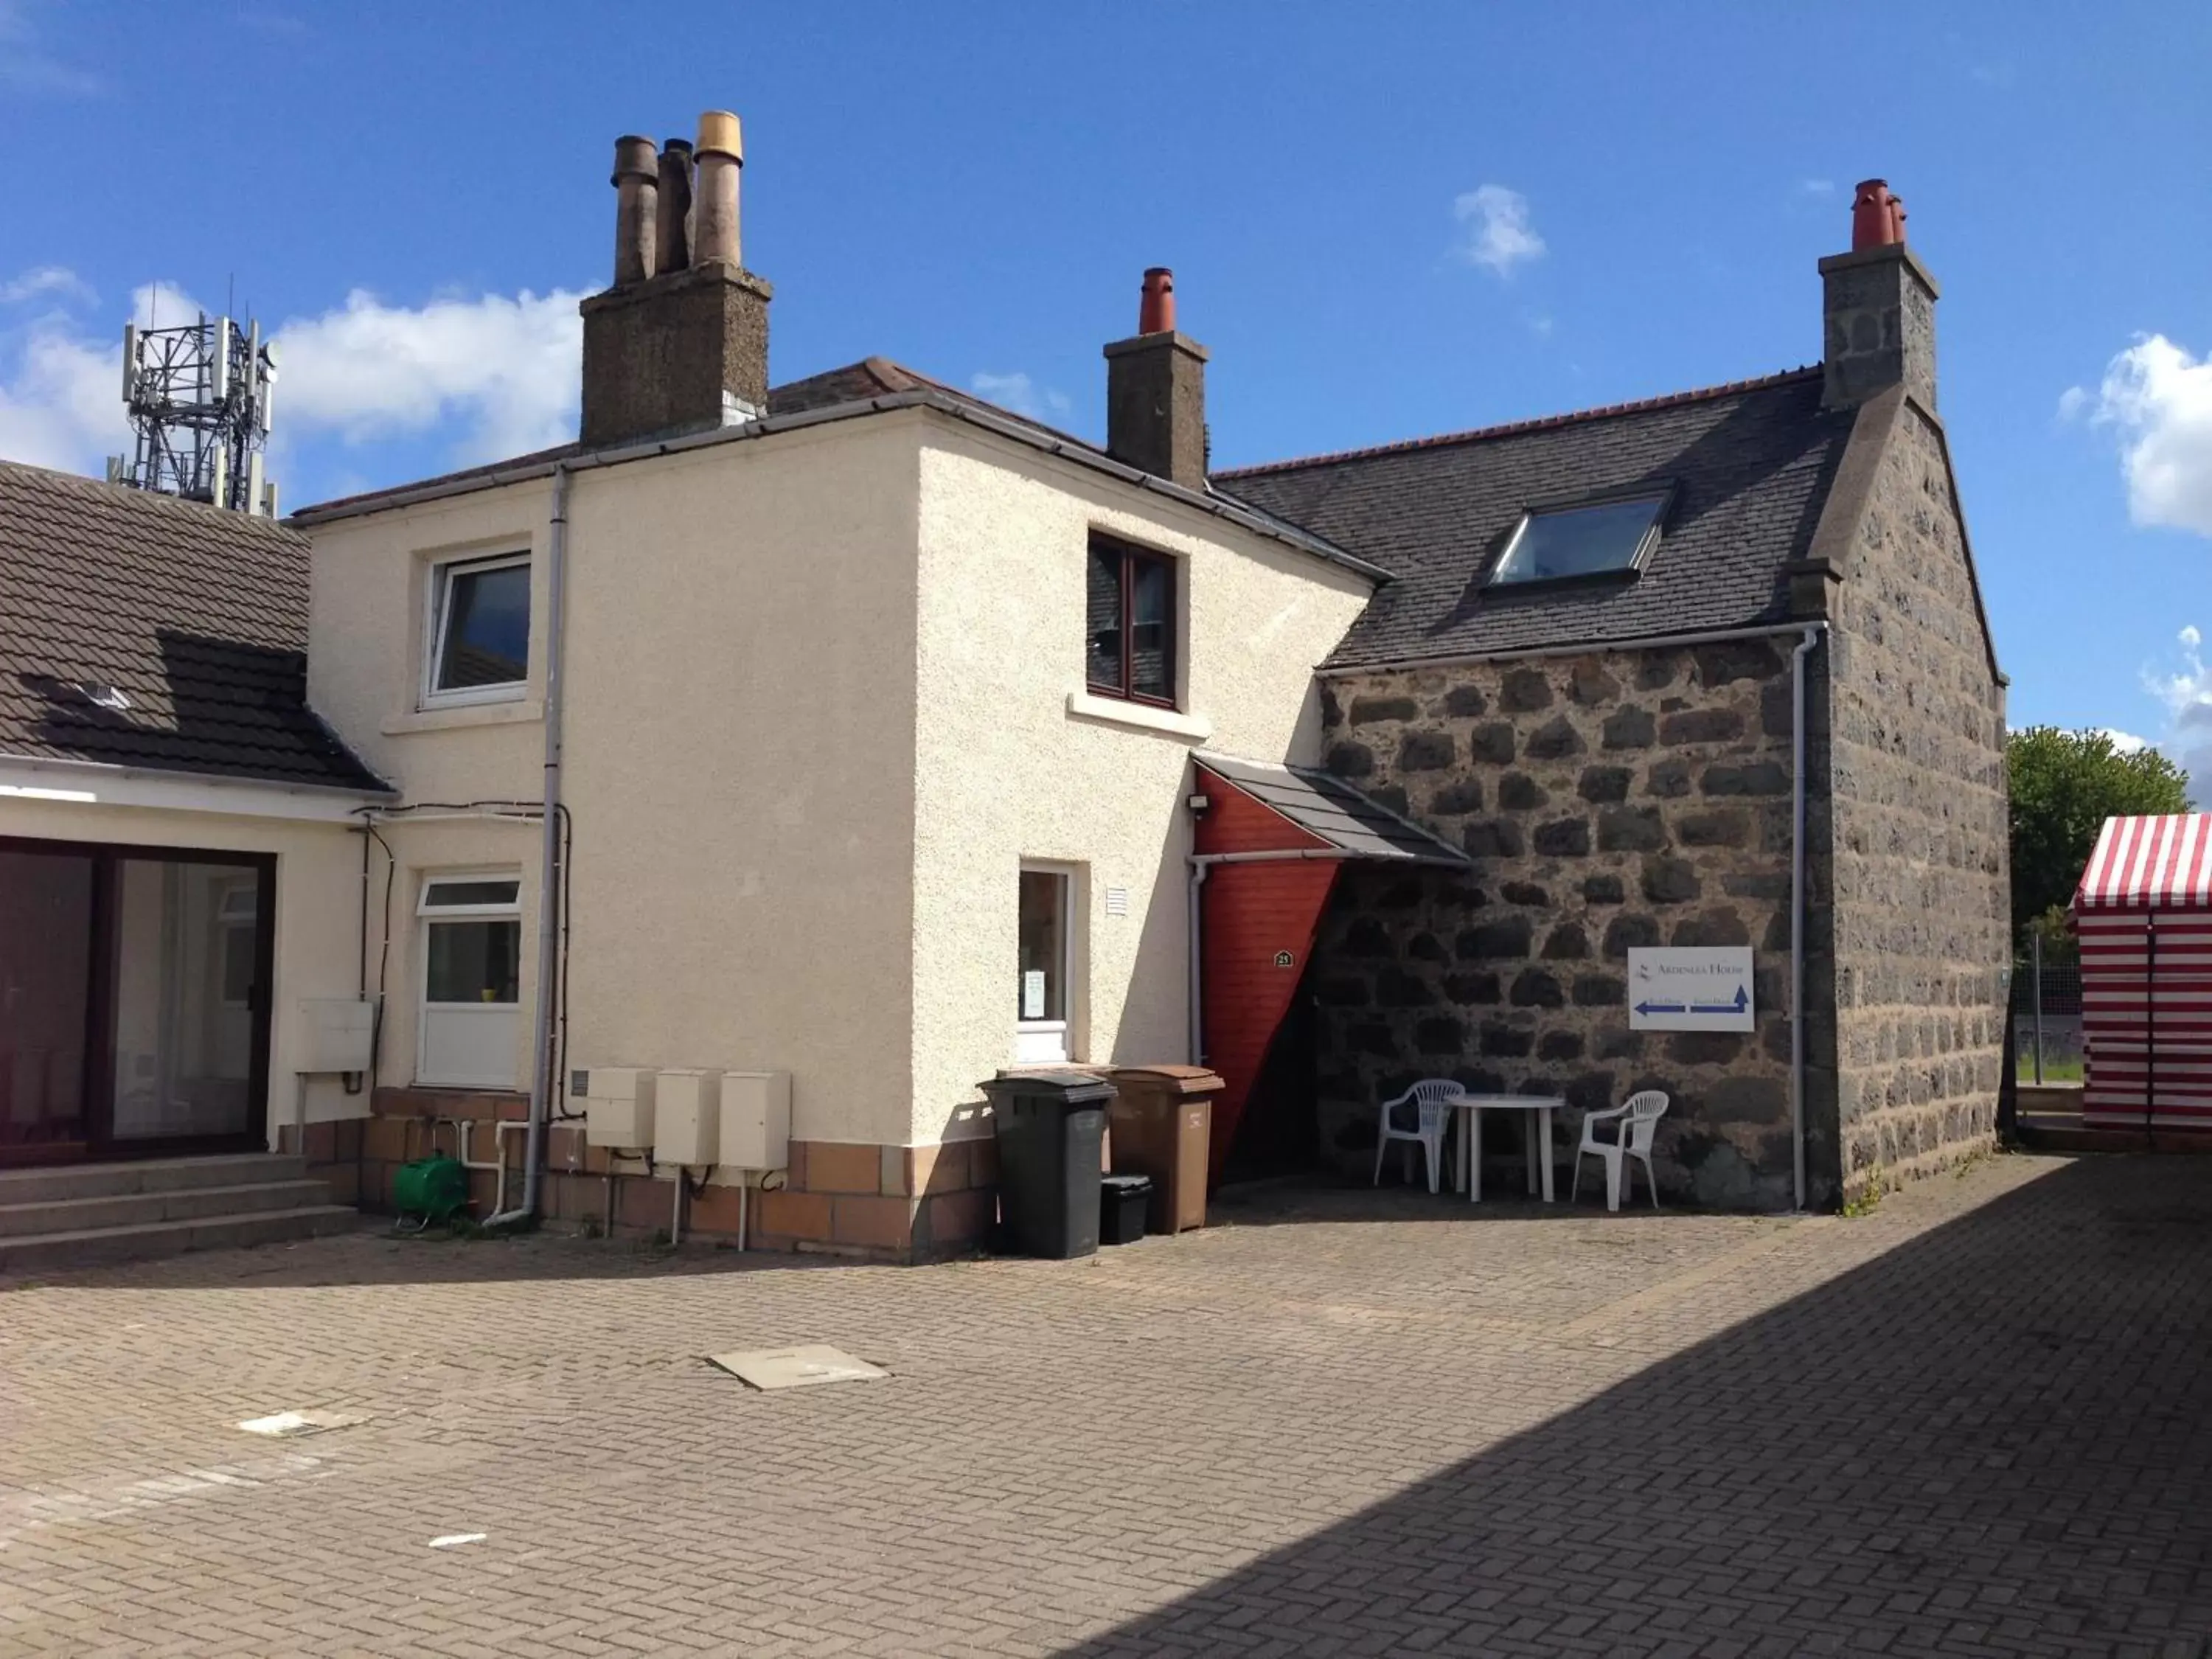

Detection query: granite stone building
(1221, 181), (2008, 1208)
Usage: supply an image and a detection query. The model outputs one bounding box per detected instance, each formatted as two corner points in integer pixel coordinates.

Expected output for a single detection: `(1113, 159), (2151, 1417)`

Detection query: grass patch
(2017, 1055), (2084, 1083)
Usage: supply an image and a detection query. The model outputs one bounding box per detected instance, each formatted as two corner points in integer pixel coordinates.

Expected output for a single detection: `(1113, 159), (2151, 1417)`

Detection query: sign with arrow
(1627, 947), (1755, 1032)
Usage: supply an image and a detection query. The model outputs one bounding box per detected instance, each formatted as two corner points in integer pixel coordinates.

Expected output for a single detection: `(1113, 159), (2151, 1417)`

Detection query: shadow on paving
(0, 1222), (870, 1293)
(1062, 1154), (2212, 1658)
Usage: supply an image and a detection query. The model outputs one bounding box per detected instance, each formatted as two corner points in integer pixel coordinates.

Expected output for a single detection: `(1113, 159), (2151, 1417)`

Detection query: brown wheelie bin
(1104, 1066), (1222, 1234)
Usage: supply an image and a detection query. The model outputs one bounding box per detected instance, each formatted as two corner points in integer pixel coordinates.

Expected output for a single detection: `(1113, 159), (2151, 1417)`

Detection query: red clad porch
(1189, 754), (1467, 1182)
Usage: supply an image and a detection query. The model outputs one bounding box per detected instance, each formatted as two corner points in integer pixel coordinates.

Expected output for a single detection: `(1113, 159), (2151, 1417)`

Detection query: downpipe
(488, 462), (569, 1229)
(1790, 622), (1827, 1212)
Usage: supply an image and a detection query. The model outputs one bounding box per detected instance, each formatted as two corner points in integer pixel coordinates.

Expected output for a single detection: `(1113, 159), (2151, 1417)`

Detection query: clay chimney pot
(1138, 267), (1176, 335)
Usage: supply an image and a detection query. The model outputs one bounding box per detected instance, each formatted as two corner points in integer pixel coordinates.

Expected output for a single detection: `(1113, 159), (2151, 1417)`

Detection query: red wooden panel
(1200, 859), (1340, 1180)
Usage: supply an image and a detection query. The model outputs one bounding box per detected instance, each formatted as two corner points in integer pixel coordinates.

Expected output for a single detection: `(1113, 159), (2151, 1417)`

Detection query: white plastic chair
(1374, 1079), (1461, 1194)
(1571, 1090), (1669, 1212)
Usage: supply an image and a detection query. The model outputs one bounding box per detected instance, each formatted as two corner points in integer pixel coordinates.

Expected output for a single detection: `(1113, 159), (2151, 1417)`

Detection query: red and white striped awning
(2073, 815), (2212, 914)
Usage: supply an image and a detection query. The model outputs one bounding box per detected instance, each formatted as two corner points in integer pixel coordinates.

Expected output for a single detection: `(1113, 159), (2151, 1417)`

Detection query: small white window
(424, 553), (531, 706)
(417, 873), (523, 1088)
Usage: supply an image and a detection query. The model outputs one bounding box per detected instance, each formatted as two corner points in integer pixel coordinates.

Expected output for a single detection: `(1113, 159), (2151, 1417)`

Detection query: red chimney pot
(1851, 179), (1902, 251)
(1138, 267), (1176, 335)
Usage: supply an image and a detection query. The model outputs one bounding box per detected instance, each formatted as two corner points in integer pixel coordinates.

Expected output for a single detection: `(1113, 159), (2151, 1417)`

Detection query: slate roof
(1195, 752), (1467, 865)
(0, 460), (387, 791)
(1215, 368), (1854, 669)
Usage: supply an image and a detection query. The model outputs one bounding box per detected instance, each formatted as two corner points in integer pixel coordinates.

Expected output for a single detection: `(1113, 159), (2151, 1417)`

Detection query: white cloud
(1797, 178), (1835, 198)
(2055, 384), (2089, 422)
(968, 372), (1071, 423)
(0, 277), (587, 484)
(2093, 727), (2150, 755)
(0, 311), (129, 473)
(1453, 184), (1545, 277)
(0, 265), (95, 307)
(2084, 334), (2212, 536)
(2145, 625), (2212, 802)
(272, 287), (585, 465)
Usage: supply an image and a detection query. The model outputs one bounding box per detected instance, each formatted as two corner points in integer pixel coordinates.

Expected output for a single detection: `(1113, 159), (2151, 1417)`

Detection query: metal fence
(2011, 937), (2084, 1085)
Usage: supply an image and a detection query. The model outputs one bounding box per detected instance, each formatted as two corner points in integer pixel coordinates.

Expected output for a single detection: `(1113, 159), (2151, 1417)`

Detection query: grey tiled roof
(0, 461), (386, 791)
(1216, 369), (1851, 668)
(1196, 752), (1467, 864)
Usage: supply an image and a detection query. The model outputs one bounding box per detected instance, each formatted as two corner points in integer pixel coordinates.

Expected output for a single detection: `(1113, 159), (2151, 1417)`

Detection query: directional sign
(1627, 947), (1755, 1032)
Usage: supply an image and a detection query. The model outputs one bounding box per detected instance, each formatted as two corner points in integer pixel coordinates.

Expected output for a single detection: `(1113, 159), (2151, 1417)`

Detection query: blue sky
(3, 0), (2208, 786)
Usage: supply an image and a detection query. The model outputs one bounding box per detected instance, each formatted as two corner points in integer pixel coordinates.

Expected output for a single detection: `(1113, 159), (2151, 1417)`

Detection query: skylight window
(1487, 494), (1669, 587)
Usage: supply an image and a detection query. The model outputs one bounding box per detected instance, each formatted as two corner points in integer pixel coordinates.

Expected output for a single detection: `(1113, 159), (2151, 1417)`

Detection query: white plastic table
(1450, 1094), (1563, 1203)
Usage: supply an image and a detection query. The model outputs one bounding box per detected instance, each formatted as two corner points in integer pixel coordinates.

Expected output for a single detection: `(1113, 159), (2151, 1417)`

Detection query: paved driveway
(3, 1152), (2210, 1658)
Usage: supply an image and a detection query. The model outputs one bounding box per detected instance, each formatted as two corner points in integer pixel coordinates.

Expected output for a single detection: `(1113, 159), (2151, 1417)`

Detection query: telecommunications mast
(107, 309), (280, 516)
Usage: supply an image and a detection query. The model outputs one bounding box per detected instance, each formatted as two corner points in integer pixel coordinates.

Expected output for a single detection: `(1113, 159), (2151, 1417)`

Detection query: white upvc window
(417, 873), (522, 1089)
(422, 552), (531, 708)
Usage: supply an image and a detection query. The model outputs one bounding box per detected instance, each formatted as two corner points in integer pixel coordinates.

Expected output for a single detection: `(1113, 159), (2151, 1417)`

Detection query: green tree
(2008, 726), (2193, 944)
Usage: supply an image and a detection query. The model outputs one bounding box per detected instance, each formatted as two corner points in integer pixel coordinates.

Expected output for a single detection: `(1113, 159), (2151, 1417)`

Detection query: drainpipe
(489, 463), (570, 1228)
(1790, 622), (1827, 1211)
(1188, 861), (1208, 1065)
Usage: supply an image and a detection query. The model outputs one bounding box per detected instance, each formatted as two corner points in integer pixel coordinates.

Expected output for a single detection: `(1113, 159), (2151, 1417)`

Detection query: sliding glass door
(0, 838), (273, 1165)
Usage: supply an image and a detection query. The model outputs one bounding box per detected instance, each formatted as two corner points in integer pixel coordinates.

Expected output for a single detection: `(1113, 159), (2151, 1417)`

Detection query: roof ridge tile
(1211, 366), (1822, 479)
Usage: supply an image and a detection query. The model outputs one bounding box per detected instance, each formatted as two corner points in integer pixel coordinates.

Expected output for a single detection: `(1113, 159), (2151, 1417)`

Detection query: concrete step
(0, 1153), (308, 1206)
(0, 1179), (336, 1239)
(0, 1205), (360, 1276)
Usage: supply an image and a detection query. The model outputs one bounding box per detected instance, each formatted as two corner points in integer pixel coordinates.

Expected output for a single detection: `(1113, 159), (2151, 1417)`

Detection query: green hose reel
(393, 1154), (470, 1231)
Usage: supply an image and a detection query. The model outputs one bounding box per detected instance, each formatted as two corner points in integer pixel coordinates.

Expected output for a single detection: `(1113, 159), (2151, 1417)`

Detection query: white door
(1015, 867), (1072, 1065)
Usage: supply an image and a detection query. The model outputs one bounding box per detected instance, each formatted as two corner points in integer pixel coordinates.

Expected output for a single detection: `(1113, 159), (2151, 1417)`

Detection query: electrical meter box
(295, 999), (375, 1074)
(653, 1070), (722, 1168)
(582, 1067), (657, 1150)
(717, 1071), (791, 1170)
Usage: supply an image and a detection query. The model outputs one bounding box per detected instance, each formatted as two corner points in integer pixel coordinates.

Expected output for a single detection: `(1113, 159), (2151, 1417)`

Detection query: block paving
(3, 1150), (2210, 1656)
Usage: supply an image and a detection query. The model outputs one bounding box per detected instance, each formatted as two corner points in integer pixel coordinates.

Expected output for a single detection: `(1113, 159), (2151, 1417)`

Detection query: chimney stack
(1819, 177), (1938, 410)
(579, 111), (773, 448)
(1104, 267), (1208, 489)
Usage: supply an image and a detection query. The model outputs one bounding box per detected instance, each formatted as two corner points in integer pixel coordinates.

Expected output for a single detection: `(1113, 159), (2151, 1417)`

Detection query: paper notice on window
(1021, 970), (1047, 1020)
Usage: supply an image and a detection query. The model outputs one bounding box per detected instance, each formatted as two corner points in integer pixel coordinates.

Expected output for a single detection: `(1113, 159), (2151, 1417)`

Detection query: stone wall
(1823, 401), (2008, 1193)
(1311, 639), (1827, 1209)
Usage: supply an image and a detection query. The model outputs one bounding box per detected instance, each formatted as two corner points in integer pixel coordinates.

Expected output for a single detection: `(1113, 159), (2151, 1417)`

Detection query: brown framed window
(1085, 533), (1177, 706)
